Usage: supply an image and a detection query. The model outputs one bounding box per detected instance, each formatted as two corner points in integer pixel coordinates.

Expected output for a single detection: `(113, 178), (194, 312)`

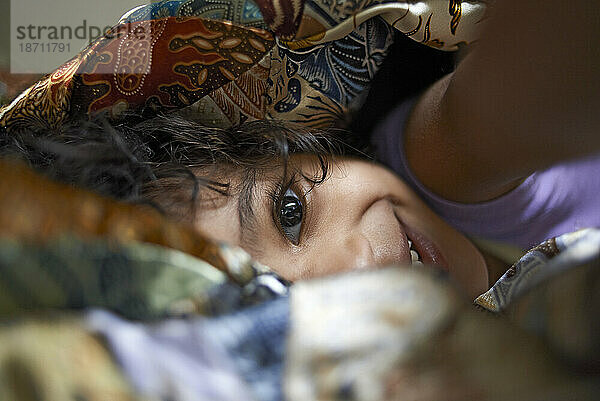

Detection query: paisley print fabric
(474, 228), (600, 312)
(0, 58), (80, 132)
(472, 229), (600, 374)
(0, 1), (486, 133)
(288, 0), (485, 51)
(119, 0), (268, 29)
(267, 17), (393, 126)
(71, 18), (274, 122)
(252, 0), (306, 39)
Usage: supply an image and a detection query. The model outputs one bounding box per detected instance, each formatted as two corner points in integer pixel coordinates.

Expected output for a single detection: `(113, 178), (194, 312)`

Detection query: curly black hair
(0, 115), (347, 221)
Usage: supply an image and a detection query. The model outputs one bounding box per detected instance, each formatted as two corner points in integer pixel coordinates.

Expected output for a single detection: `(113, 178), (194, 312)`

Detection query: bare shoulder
(403, 73), (523, 203)
(403, 0), (600, 204)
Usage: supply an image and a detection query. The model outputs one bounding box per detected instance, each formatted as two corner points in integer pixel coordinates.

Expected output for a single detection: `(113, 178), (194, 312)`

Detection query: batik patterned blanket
(0, 0), (485, 132)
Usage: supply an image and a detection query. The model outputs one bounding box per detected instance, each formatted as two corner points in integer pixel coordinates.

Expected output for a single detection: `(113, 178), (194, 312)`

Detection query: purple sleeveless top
(372, 99), (600, 250)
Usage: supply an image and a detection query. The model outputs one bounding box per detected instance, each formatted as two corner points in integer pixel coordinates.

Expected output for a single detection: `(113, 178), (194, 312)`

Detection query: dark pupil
(280, 196), (302, 227)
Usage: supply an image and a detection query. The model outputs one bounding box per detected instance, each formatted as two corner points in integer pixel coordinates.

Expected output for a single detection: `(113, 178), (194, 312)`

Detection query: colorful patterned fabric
(0, 168), (598, 401)
(0, 236), (223, 320)
(474, 228), (600, 312)
(510, 250), (600, 368)
(0, 235), (287, 401)
(284, 265), (599, 401)
(284, 238), (600, 401)
(86, 298), (289, 401)
(0, 162), (289, 319)
(284, 0), (485, 51)
(477, 228), (600, 368)
(0, 17), (275, 132)
(0, 318), (143, 401)
(0, 160), (285, 290)
(118, 0), (268, 29)
(0, 162), (290, 399)
(0, 1), (486, 133)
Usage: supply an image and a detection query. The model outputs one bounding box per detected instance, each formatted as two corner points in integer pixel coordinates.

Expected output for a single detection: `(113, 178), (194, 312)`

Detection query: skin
(194, 156), (489, 299)
(405, 0), (600, 203)
(195, 0), (600, 299)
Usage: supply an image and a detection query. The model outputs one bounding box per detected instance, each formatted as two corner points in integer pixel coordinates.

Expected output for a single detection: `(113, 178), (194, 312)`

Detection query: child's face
(195, 156), (489, 298)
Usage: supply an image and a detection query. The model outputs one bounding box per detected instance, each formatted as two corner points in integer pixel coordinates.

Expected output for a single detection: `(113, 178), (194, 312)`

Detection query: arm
(404, 0), (600, 202)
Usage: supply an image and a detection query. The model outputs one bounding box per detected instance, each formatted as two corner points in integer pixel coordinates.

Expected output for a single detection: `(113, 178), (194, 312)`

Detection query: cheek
(254, 250), (311, 281)
(363, 169), (489, 295)
(400, 197), (489, 296)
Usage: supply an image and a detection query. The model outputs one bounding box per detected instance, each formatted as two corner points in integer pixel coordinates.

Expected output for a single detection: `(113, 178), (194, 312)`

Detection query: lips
(404, 226), (449, 271)
(394, 212), (449, 271)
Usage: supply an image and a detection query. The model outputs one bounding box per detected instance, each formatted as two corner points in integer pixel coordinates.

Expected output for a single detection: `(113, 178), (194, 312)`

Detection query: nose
(321, 199), (408, 275)
(313, 232), (375, 276)
(360, 199), (407, 266)
(341, 233), (377, 271)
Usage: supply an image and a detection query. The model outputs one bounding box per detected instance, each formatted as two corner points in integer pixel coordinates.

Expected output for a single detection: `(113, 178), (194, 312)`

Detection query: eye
(279, 187), (303, 245)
